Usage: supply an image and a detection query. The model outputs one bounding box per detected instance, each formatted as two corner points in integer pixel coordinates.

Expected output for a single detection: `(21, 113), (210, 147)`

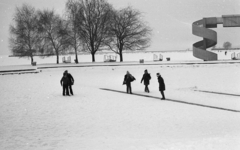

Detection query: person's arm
(60, 78), (63, 86)
(70, 74), (74, 84)
(141, 75), (144, 83)
(123, 75), (126, 84)
(132, 75), (136, 81)
(70, 74), (74, 82)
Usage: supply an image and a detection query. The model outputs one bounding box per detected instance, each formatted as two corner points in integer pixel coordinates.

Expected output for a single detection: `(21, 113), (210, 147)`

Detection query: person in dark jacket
(64, 70), (74, 95)
(123, 71), (135, 94)
(60, 72), (70, 96)
(141, 69), (151, 93)
(157, 73), (165, 100)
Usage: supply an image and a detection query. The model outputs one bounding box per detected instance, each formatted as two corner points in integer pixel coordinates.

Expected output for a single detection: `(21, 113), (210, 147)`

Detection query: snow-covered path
(0, 64), (240, 150)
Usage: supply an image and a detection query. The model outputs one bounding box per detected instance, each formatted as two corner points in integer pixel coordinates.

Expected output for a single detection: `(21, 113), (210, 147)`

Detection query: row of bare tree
(9, 0), (152, 64)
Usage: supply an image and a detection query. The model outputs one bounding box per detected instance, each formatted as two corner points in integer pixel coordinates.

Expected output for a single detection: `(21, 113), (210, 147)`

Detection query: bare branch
(9, 4), (41, 64)
(37, 9), (70, 63)
(74, 0), (113, 62)
(107, 6), (152, 61)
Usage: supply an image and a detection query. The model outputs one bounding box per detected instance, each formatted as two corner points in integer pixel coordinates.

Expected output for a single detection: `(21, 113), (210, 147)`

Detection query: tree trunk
(119, 45), (123, 62)
(90, 42), (95, 62)
(31, 56), (34, 64)
(56, 54), (59, 64)
(91, 53), (95, 62)
(119, 52), (123, 62)
(75, 49), (78, 64)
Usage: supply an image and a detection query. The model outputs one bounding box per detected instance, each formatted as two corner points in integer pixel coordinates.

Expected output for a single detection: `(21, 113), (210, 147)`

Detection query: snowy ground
(0, 63), (240, 150)
(1, 50), (239, 66)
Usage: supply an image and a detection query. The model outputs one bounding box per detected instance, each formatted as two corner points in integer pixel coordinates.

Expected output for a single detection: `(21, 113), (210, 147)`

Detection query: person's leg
(126, 85), (129, 93)
(146, 85), (149, 93)
(160, 91), (165, 99)
(66, 85), (70, 96)
(63, 86), (65, 96)
(69, 85), (73, 95)
(129, 83), (132, 94)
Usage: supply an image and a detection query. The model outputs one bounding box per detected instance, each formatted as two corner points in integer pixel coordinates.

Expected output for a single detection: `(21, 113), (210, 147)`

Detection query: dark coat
(123, 74), (135, 85)
(141, 73), (151, 85)
(67, 73), (74, 85)
(61, 75), (70, 86)
(158, 76), (165, 91)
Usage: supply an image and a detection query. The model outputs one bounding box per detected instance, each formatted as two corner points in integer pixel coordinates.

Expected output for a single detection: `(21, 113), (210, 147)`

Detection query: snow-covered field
(0, 61), (240, 150)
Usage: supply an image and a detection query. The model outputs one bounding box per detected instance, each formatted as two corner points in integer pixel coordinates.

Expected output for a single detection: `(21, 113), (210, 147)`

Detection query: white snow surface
(0, 50), (239, 66)
(0, 63), (240, 150)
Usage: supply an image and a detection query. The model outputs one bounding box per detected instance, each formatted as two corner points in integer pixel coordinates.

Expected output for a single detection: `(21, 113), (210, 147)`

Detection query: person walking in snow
(64, 70), (74, 95)
(60, 72), (70, 96)
(141, 69), (151, 93)
(157, 73), (165, 100)
(123, 71), (135, 94)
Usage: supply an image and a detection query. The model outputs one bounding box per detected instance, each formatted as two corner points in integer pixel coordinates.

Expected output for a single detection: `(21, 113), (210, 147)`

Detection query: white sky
(0, 0), (240, 55)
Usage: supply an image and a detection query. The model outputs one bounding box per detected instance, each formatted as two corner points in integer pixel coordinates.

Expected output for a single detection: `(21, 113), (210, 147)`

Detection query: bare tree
(65, 0), (83, 63)
(37, 9), (70, 64)
(74, 0), (113, 62)
(107, 7), (152, 62)
(9, 4), (41, 64)
(223, 41), (232, 50)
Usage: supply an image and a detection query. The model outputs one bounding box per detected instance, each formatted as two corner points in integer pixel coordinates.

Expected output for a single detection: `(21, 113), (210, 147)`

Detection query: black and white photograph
(0, 0), (240, 149)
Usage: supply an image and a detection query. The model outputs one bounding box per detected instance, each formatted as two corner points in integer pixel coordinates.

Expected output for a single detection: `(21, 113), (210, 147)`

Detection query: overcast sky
(0, 0), (240, 55)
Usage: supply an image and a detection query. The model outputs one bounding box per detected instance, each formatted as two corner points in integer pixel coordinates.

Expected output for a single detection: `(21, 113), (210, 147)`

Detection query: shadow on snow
(100, 88), (240, 113)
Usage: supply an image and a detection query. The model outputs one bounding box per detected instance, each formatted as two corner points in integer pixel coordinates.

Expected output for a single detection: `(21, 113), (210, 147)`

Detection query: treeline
(9, 0), (152, 64)
(211, 48), (240, 50)
(211, 41), (240, 50)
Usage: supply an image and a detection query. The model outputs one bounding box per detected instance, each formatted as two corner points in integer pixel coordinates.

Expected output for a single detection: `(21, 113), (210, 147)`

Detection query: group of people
(60, 69), (165, 100)
(123, 69), (166, 100)
(60, 70), (74, 96)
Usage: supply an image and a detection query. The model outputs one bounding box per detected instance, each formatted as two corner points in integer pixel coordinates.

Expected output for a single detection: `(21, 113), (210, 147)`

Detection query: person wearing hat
(157, 73), (165, 100)
(123, 71), (135, 94)
(64, 70), (74, 95)
(141, 69), (151, 93)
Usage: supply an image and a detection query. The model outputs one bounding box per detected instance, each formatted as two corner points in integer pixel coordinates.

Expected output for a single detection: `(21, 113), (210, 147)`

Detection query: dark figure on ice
(64, 70), (74, 95)
(157, 73), (165, 100)
(123, 71), (135, 94)
(141, 69), (151, 93)
(61, 72), (70, 96)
